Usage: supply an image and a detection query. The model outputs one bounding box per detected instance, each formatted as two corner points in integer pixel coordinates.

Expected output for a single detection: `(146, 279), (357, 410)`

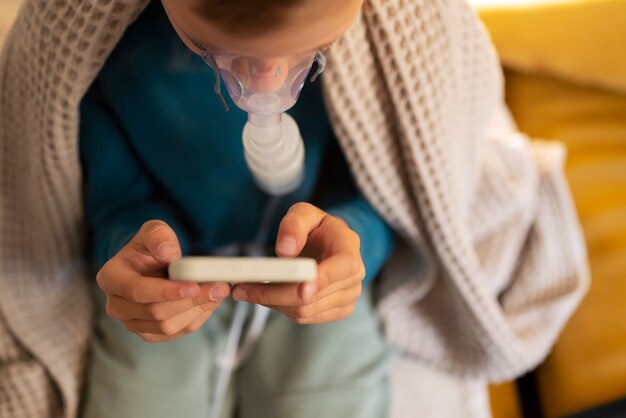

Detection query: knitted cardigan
(0, 0), (589, 417)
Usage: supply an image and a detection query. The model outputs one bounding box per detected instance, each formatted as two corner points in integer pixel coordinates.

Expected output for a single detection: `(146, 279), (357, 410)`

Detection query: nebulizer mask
(183, 31), (326, 196)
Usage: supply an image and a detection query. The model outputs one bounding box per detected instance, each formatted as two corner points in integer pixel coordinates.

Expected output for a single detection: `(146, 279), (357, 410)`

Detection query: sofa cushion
(476, 0), (626, 94)
(504, 69), (626, 418)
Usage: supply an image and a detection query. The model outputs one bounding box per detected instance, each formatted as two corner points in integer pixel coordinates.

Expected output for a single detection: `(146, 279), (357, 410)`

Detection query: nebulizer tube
(243, 106), (305, 195)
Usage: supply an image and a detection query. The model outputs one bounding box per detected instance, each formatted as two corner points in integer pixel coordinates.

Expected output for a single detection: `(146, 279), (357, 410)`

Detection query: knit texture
(323, 0), (589, 380)
(0, 0), (589, 417)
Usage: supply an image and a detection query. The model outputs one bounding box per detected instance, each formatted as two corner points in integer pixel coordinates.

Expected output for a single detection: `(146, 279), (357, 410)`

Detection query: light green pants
(81, 286), (393, 418)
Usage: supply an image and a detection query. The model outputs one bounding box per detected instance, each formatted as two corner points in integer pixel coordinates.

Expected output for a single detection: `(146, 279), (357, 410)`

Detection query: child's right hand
(96, 220), (231, 342)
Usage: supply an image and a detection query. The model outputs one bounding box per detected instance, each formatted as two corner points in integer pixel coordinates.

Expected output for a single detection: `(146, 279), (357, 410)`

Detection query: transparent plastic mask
(178, 27), (326, 114)
(210, 51), (326, 114)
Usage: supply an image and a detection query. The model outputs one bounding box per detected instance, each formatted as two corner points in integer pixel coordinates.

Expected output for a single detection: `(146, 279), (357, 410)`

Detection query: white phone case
(168, 256), (317, 283)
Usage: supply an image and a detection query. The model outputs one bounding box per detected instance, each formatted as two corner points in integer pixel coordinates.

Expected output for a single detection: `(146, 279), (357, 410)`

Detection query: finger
(295, 252), (363, 303)
(275, 202), (327, 258)
(307, 263), (364, 302)
(232, 282), (301, 306)
(290, 305), (358, 325)
(136, 308), (215, 343)
(311, 217), (361, 260)
(105, 282), (230, 320)
(266, 284), (362, 323)
(97, 264), (201, 303)
(232, 276), (355, 307)
(125, 220), (183, 267)
(183, 306), (216, 333)
(124, 300), (221, 336)
(314, 252), (365, 294)
(233, 253), (364, 306)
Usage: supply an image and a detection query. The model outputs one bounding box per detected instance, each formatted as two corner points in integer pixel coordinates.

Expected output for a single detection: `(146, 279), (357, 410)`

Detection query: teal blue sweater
(79, 0), (394, 284)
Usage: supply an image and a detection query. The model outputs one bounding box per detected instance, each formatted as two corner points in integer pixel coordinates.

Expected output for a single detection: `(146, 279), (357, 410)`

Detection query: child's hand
(96, 220), (231, 342)
(232, 203), (365, 324)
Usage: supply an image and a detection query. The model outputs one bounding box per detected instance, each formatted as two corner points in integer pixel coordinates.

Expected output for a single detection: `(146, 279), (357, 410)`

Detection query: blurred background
(0, 0), (20, 41)
(472, 1), (626, 417)
(1, 0), (624, 417)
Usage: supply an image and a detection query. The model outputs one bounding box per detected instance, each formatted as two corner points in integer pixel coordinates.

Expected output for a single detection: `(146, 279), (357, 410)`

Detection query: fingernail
(302, 282), (317, 302)
(232, 288), (248, 302)
(157, 242), (178, 260)
(210, 285), (230, 301)
(277, 236), (297, 256)
(181, 286), (200, 298)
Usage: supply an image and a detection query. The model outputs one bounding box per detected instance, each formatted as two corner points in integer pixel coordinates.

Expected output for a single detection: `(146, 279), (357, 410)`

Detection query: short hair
(194, 0), (308, 37)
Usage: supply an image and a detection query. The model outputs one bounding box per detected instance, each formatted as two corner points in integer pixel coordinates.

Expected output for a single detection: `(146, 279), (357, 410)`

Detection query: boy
(80, 1), (394, 417)
(0, 0), (589, 416)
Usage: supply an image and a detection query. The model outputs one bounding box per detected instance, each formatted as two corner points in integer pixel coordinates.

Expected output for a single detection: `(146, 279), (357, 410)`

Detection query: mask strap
(310, 51), (326, 82)
(200, 52), (230, 112)
(179, 27), (230, 111)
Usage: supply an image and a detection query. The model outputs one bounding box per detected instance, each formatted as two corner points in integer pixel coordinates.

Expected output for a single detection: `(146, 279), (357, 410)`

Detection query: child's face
(162, 0), (364, 58)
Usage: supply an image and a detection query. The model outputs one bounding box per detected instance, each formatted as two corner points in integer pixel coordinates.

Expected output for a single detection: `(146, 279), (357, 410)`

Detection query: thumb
(275, 202), (325, 258)
(130, 220), (182, 264)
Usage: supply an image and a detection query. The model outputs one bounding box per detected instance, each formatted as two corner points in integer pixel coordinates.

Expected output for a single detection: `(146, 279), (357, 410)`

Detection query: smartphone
(168, 256), (317, 283)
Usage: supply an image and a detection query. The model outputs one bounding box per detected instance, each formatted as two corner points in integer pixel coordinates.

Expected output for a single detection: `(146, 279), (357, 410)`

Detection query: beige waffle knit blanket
(0, 0), (589, 417)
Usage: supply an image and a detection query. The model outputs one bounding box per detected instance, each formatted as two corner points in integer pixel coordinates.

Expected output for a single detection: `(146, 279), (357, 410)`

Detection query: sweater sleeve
(80, 81), (191, 270)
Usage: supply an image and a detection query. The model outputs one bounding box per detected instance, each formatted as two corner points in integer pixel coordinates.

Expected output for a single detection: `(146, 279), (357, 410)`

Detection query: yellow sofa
(477, 1), (626, 417)
(0, 0), (21, 44)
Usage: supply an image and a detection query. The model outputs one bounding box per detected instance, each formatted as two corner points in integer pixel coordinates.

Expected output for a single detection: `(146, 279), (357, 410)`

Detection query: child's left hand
(232, 202), (365, 324)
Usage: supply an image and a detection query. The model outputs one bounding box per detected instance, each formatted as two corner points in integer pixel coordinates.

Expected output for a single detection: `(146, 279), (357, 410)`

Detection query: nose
(232, 57), (290, 94)
(252, 59), (283, 77)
